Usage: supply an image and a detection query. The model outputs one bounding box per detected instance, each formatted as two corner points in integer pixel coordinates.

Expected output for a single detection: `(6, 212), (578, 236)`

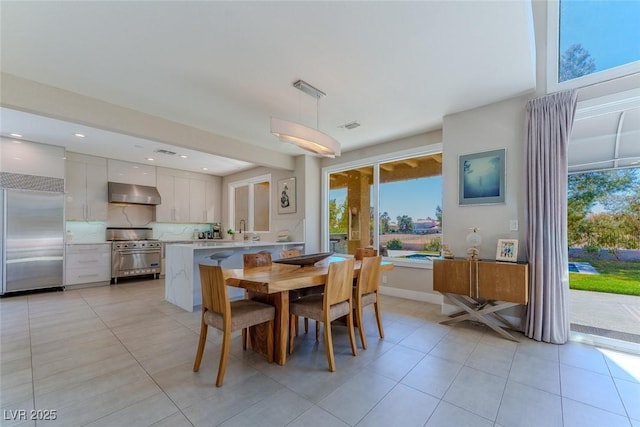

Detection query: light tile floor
(1, 278), (639, 427)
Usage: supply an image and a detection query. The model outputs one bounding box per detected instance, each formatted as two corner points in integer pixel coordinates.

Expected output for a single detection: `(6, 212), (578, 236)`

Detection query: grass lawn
(569, 258), (640, 296)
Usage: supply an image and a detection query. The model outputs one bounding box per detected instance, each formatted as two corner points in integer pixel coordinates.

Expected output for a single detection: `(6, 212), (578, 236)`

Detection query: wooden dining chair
(193, 264), (275, 387)
(240, 252), (274, 347)
(289, 258), (357, 372)
(353, 255), (384, 349)
(279, 249), (318, 337)
(243, 252), (273, 268)
(280, 249), (302, 258)
(355, 247), (378, 260)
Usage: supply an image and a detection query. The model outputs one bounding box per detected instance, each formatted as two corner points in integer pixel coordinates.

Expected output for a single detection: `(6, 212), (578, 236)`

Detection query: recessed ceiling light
(74, 133), (86, 138)
(9, 133), (23, 138)
(146, 158), (154, 161)
(202, 167), (208, 171)
(180, 155), (188, 159)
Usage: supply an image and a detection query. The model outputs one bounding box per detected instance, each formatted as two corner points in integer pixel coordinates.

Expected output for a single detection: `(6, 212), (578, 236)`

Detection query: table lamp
(466, 227), (482, 260)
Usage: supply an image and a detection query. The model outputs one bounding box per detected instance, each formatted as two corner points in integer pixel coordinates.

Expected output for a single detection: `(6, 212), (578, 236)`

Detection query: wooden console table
(433, 258), (529, 342)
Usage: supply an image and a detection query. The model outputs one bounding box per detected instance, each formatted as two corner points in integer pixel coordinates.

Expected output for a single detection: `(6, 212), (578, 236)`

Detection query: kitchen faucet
(239, 219), (247, 239)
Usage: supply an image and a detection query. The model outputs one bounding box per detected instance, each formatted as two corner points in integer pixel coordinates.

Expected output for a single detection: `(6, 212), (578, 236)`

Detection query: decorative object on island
(270, 80), (340, 158)
(466, 227), (482, 260)
(441, 244), (454, 259)
(496, 239), (519, 262)
(459, 148), (506, 205)
(277, 177), (296, 214)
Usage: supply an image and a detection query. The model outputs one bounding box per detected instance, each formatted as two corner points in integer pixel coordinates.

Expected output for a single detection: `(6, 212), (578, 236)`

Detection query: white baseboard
(379, 286), (443, 305)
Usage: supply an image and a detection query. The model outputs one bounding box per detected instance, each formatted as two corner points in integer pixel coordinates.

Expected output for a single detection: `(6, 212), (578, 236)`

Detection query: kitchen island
(164, 241), (304, 311)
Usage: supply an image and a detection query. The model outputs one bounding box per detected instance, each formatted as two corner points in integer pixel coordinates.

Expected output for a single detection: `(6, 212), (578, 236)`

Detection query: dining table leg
(248, 290), (289, 365)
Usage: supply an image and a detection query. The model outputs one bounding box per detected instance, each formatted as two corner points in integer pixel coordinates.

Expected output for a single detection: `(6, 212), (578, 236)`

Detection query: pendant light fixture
(271, 80), (341, 158)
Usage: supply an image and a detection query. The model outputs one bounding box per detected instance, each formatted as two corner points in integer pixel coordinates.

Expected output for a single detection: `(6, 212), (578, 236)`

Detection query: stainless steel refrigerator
(1, 189), (64, 294)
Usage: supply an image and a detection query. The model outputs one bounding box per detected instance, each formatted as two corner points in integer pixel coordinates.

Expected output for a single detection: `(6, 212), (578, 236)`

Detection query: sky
(330, 176), (442, 223)
(560, 0), (640, 71)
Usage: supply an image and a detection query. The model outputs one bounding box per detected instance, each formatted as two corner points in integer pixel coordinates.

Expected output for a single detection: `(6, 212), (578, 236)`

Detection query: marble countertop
(66, 241), (111, 245)
(168, 241), (304, 249)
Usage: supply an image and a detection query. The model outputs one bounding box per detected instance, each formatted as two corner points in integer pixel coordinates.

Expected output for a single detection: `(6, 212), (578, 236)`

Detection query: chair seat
(360, 291), (377, 306)
(290, 295), (350, 321)
(204, 300), (275, 331)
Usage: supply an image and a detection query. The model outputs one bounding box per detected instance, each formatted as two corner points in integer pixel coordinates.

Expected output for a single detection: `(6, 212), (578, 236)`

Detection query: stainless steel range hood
(108, 182), (161, 205)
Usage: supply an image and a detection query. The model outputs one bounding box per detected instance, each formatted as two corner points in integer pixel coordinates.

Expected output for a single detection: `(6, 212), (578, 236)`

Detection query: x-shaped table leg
(441, 293), (520, 342)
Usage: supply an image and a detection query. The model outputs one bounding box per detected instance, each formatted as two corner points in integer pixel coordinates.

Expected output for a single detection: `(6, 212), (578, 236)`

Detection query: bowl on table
(273, 252), (333, 266)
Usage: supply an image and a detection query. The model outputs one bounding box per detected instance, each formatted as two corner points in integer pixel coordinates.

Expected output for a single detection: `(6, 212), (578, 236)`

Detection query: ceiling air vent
(155, 149), (177, 156)
(341, 121), (360, 130)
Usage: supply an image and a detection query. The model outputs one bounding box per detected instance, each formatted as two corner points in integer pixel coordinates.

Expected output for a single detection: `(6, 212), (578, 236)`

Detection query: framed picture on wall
(496, 239), (518, 262)
(278, 177), (296, 214)
(459, 148), (506, 205)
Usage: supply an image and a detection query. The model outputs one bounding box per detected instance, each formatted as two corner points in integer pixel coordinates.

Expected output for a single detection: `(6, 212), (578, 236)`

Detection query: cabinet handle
(80, 260), (100, 264)
(78, 273), (99, 278)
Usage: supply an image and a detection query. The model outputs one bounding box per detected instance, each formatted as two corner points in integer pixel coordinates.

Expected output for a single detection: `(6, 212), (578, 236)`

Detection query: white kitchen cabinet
(190, 176), (222, 223)
(65, 243), (111, 286)
(157, 168), (220, 224)
(108, 159), (156, 186)
(156, 173), (190, 222)
(1, 138), (65, 179)
(189, 178), (207, 223)
(205, 177), (222, 222)
(65, 153), (108, 221)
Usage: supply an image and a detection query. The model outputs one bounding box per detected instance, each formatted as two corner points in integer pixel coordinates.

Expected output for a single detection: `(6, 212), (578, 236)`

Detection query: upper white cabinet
(108, 159), (156, 186)
(156, 172), (190, 223)
(188, 177), (221, 223)
(1, 138), (65, 178)
(189, 178), (206, 223)
(65, 153), (108, 221)
(205, 177), (222, 222)
(156, 167), (221, 224)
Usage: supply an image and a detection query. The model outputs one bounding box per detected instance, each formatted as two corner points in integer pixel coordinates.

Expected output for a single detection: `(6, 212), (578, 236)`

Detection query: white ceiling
(0, 1), (537, 175)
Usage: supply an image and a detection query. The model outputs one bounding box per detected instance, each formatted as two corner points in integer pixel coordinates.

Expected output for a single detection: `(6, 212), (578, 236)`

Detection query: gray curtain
(524, 90), (578, 344)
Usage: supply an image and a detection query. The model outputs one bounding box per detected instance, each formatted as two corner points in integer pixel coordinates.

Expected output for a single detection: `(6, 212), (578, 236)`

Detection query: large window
(325, 148), (442, 265)
(548, 0), (640, 91)
(229, 174), (270, 233)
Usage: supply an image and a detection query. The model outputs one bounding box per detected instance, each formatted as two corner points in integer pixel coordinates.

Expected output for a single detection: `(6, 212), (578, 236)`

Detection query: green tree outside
(560, 43), (596, 82)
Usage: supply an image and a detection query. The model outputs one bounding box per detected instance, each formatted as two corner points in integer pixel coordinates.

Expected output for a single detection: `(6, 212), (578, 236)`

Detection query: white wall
(222, 165), (306, 244)
(442, 95), (529, 261)
(299, 155), (322, 253)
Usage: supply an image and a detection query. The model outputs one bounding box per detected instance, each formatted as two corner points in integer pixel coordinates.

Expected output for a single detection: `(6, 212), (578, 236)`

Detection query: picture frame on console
(496, 239), (518, 262)
(459, 148), (506, 205)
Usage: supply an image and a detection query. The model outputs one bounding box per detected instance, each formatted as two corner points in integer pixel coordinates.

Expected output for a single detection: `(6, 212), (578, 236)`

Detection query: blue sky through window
(560, 0), (640, 74)
(330, 176), (442, 224)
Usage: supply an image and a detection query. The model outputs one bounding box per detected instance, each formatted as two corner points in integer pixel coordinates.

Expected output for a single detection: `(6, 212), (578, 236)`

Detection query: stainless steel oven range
(107, 228), (161, 283)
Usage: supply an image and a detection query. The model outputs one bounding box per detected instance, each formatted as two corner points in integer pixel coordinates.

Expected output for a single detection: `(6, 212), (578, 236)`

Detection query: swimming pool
(568, 262), (599, 274)
(404, 253), (437, 261)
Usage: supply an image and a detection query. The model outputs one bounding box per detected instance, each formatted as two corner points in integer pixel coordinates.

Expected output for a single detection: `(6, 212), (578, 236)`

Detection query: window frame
(546, 0), (640, 93)
(227, 173), (271, 233)
(322, 144), (443, 269)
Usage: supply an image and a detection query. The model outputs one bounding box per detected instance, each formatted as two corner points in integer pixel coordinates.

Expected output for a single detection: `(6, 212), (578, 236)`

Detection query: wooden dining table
(223, 256), (394, 365)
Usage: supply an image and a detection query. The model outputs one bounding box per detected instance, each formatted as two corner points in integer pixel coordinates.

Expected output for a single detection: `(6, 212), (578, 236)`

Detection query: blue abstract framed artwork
(459, 149), (506, 205)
